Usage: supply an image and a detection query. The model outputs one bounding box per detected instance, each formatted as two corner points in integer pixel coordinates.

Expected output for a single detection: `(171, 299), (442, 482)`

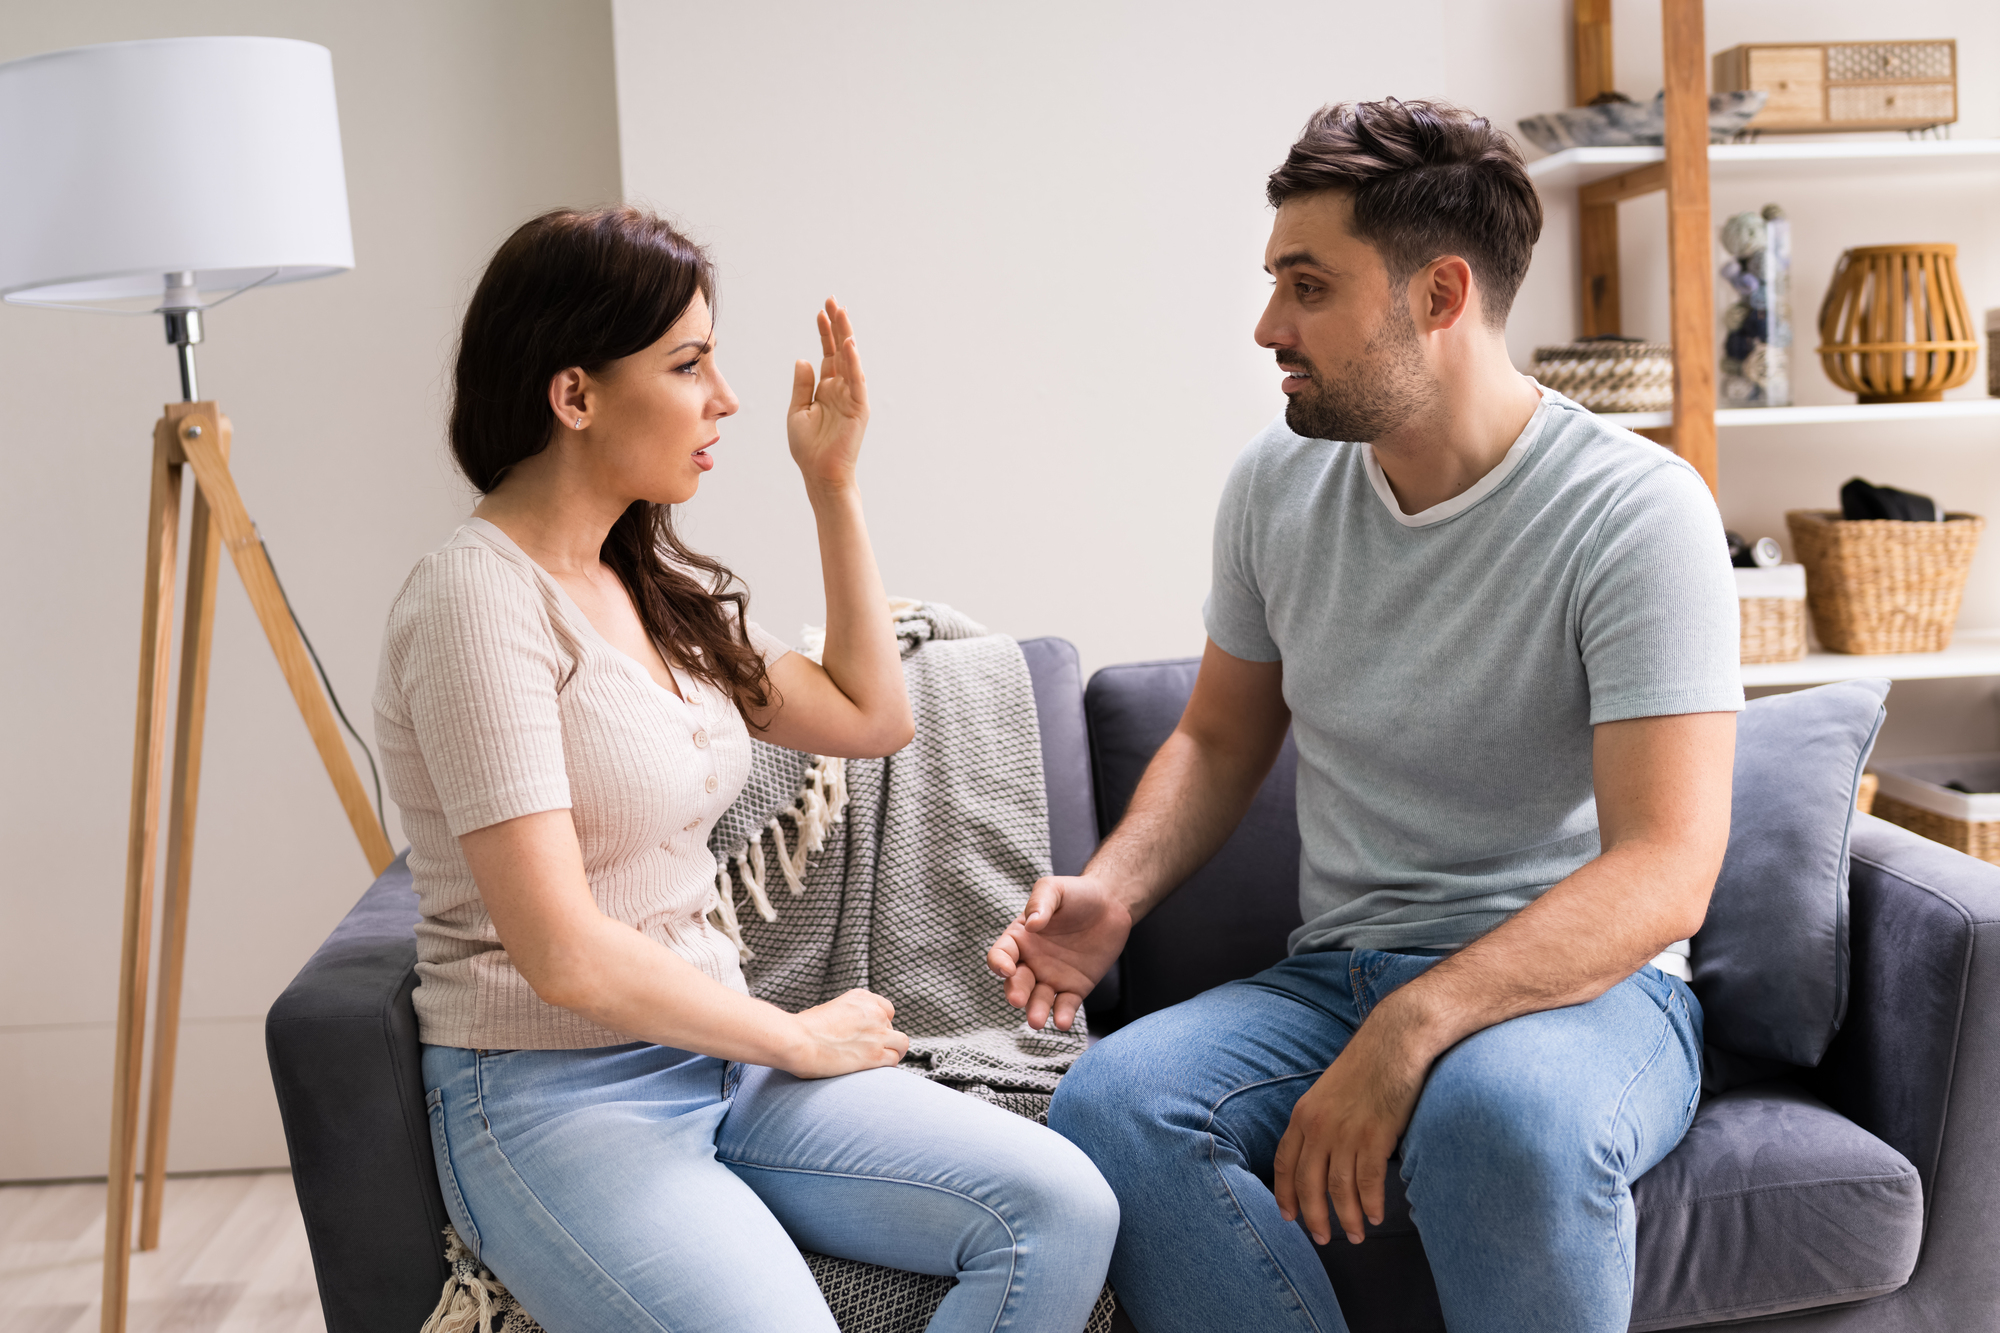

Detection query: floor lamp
(0, 37), (394, 1333)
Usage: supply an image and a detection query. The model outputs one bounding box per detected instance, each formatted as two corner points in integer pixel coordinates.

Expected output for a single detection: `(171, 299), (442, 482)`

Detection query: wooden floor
(0, 1172), (325, 1333)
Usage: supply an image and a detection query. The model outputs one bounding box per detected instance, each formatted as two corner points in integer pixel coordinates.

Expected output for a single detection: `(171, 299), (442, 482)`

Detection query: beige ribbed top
(373, 518), (790, 1050)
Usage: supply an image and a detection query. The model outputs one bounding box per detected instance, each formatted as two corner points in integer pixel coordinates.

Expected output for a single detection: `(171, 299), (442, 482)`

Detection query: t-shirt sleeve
(1576, 458), (1745, 724)
(1203, 439), (1283, 662)
(391, 548), (573, 836)
(745, 619), (792, 668)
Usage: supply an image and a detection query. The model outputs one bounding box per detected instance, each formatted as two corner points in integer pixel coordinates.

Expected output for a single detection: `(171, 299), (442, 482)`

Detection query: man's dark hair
(1266, 98), (1542, 324)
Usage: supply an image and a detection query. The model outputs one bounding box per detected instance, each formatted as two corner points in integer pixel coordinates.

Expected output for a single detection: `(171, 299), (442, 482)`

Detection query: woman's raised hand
(786, 987), (909, 1079)
(786, 298), (870, 491)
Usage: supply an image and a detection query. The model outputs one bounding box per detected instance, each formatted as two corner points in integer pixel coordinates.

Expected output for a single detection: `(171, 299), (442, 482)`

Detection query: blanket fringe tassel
(711, 753), (848, 959)
(420, 1229), (506, 1333)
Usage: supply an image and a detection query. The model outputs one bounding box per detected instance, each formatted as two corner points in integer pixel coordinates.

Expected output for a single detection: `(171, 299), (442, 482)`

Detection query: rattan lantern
(1816, 243), (1979, 402)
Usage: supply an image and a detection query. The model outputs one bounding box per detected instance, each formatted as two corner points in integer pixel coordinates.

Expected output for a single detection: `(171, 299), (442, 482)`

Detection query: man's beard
(1280, 299), (1439, 443)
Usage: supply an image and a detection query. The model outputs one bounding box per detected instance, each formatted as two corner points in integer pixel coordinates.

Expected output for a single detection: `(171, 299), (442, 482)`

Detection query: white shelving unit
(1525, 139), (2000, 192)
(1604, 398), (2000, 431)
(1530, 137), (2000, 689)
(1741, 631), (2000, 689)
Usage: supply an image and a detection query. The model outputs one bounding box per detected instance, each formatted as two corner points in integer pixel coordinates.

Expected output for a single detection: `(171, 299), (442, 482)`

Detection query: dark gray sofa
(269, 639), (2000, 1332)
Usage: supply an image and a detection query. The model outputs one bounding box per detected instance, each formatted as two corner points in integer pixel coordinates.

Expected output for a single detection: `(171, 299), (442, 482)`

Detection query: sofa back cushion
(1019, 637), (1099, 879)
(1085, 658), (1302, 1030)
(1694, 677), (1889, 1072)
(1083, 658), (1889, 1072)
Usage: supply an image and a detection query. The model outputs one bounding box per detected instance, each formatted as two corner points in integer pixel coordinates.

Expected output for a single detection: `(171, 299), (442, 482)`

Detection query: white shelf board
(1742, 630), (2000, 688)
(1525, 139), (2000, 193)
(1599, 399), (2000, 430)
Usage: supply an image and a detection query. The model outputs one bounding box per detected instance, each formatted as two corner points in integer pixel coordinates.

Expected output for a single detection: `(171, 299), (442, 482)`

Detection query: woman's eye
(676, 357), (703, 376)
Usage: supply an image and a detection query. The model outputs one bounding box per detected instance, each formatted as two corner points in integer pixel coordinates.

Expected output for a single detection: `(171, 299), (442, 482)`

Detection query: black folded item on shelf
(1842, 477), (1941, 522)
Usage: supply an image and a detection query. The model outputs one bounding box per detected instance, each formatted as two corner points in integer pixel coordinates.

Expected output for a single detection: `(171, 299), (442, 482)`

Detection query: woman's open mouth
(693, 438), (717, 472)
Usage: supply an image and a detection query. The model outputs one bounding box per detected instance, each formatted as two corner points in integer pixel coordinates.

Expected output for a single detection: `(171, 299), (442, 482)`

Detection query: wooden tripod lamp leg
(102, 418), (184, 1333)
(170, 406), (395, 873)
(136, 416), (227, 1252)
(103, 404), (394, 1333)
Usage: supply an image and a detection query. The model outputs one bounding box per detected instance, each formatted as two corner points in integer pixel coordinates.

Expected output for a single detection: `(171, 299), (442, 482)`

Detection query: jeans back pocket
(426, 1085), (482, 1258)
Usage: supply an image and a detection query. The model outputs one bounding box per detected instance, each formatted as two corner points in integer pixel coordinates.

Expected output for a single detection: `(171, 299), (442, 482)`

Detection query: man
(987, 99), (1742, 1332)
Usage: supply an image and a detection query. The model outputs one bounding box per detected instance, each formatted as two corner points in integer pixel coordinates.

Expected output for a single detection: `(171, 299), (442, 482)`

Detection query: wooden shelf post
(1663, 0), (1718, 495)
(1574, 0), (1621, 337)
(1573, 0), (1615, 105)
(1578, 162), (1668, 339)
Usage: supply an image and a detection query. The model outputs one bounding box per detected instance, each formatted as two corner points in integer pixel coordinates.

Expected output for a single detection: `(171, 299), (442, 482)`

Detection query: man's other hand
(1272, 1015), (1428, 1247)
(986, 875), (1133, 1032)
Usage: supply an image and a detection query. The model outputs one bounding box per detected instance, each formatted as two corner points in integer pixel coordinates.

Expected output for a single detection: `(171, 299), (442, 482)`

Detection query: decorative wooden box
(1713, 41), (1957, 134)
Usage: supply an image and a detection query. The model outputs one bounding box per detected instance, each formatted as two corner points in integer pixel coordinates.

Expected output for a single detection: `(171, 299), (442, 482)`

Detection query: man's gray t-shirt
(1203, 386), (1743, 958)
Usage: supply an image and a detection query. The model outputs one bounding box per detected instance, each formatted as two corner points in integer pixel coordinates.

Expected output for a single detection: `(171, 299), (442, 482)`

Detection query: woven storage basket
(1735, 565), (1806, 663)
(1871, 756), (2000, 866)
(1740, 597), (1806, 663)
(1530, 342), (1674, 413)
(1784, 509), (1983, 653)
(1872, 794), (2000, 864)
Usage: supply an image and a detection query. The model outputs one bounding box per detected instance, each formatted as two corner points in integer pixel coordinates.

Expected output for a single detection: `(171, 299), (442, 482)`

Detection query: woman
(374, 207), (1117, 1332)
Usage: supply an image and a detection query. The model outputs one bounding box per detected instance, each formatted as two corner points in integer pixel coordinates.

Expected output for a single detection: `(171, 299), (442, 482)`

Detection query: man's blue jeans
(423, 1043), (1119, 1332)
(1049, 949), (1703, 1333)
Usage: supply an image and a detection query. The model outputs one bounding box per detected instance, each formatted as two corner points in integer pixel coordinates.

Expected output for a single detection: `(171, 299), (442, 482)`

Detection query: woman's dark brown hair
(450, 206), (773, 713)
(1266, 98), (1543, 324)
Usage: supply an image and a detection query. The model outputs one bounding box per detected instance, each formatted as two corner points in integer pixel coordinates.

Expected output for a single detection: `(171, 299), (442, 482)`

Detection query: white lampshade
(0, 36), (353, 309)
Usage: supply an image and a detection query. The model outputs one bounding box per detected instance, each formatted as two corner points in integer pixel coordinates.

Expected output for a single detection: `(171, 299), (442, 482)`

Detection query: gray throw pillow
(1692, 678), (1888, 1085)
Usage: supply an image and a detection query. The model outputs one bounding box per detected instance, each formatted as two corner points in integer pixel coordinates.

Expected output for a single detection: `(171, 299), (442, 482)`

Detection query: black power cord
(258, 536), (386, 836)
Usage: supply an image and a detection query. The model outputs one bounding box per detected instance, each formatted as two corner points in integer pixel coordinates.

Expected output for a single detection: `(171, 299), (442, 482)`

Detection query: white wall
(0, 1), (621, 1180)
(611, 0), (1572, 671)
(615, 0), (2000, 764)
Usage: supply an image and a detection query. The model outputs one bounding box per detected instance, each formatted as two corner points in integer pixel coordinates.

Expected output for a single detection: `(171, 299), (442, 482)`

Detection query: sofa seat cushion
(1628, 1082), (1922, 1330)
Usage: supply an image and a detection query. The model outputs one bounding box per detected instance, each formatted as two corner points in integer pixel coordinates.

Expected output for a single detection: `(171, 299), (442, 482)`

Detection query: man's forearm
(1357, 708), (1732, 1072)
(1366, 840), (1713, 1071)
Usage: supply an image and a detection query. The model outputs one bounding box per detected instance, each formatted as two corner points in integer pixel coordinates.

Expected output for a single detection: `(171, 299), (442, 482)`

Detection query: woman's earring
(574, 417), (584, 428)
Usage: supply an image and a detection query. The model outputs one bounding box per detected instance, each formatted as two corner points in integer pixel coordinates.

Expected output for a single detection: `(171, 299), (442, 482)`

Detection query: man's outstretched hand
(986, 875), (1133, 1032)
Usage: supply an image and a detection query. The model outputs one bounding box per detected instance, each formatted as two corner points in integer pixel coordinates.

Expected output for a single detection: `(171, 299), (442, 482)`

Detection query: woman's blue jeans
(1049, 949), (1703, 1333)
(422, 1043), (1118, 1332)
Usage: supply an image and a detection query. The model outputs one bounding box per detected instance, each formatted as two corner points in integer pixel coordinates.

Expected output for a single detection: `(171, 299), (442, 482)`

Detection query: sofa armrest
(266, 855), (451, 1333)
(1799, 813), (2000, 1327)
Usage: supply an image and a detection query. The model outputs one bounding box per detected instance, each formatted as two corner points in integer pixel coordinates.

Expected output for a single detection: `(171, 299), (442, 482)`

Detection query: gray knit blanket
(422, 604), (1110, 1333)
(722, 602), (1088, 1117)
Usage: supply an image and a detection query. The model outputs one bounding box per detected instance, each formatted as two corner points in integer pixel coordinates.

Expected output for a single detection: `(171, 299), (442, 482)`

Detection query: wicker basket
(1856, 771), (1878, 815)
(1735, 566), (1806, 663)
(1872, 794), (2000, 863)
(1784, 509), (1983, 653)
(1530, 342), (1674, 413)
(1871, 756), (2000, 865)
(1739, 599), (1805, 663)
